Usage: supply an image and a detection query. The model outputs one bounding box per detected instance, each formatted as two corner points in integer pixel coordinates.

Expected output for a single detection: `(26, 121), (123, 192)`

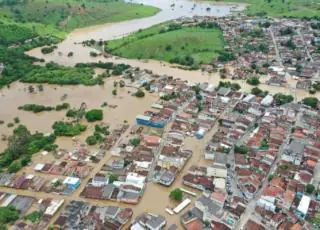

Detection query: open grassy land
(0, 0), (159, 32)
(107, 23), (225, 68)
(215, 0), (320, 18)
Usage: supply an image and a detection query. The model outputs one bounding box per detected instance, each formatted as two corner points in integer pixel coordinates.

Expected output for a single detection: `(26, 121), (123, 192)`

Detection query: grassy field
(0, 0), (159, 33)
(215, 0), (320, 18)
(107, 23), (225, 67)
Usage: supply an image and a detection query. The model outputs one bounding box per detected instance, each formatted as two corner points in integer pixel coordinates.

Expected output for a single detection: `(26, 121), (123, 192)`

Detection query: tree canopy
(85, 109), (103, 122)
(170, 188), (183, 201)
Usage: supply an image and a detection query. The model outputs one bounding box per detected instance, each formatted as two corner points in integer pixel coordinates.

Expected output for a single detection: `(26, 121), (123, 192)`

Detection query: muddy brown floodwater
(0, 77), (156, 152)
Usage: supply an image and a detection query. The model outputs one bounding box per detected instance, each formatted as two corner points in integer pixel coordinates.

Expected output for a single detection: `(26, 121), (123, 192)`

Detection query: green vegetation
(18, 104), (54, 113)
(75, 62), (130, 76)
(0, 22), (37, 45)
(13, 117), (20, 124)
(66, 109), (77, 118)
(305, 184), (315, 194)
(251, 87), (268, 97)
(302, 97), (319, 109)
(280, 27), (295, 36)
(25, 211), (42, 224)
(108, 173), (119, 184)
(85, 109), (103, 122)
(22, 62), (104, 85)
(7, 123), (14, 128)
(278, 164), (289, 170)
(86, 124), (109, 146)
(274, 93), (294, 105)
(43, 144), (58, 152)
(90, 51), (99, 57)
(134, 89), (145, 98)
(86, 135), (100, 146)
(160, 92), (179, 101)
(94, 124), (110, 136)
(41, 45), (57, 54)
(55, 103), (70, 111)
(107, 22), (225, 68)
(130, 138), (141, 147)
(246, 76), (260, 86)
(260, 139), (269, 149)
(0, 0), (159, 32)
(52, 121), (86, 137)
(0, 125), (56, 172)
(0, 206), (20, 228)
(170, 188), (183, 201)
(234, 145), (248, 154)
(18, 103), (70, 113)
(311, 211), (320, 228)
(218, 81), (241, 91)
(210, 0), (320, 18)
(268, 174), (274, 181)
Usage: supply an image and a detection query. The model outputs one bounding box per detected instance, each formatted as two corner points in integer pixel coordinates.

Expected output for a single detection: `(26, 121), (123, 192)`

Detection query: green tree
(108, 174), (119, 184)
(274, 93), (294, 105)
(25, 211), (42, 224)
(8, 160), (22, 173)
(119, 80), (125, 88)
(234, 145), (248, 154)
(246, 76), (260, 86)
(268, 174), (274, 181)
(0, 206), (20, 227)
(86, 136), (98, 146)
(170, 188), (183, 201)
(306, 184), (315, 194)
(302, 97), (318, 109)
(85, 109), (103, 122)
(52, 121), (86, 136)
(130, 138), (140, 147)
(135, 89), (145, 98)
(251, 87), (262, 96)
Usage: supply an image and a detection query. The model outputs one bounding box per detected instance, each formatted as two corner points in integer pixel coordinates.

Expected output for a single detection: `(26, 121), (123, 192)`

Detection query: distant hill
(212, 0), (320, 18)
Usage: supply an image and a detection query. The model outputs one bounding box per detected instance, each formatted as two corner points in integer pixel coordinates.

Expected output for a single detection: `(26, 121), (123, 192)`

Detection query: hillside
(0, 0), (159, 34)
